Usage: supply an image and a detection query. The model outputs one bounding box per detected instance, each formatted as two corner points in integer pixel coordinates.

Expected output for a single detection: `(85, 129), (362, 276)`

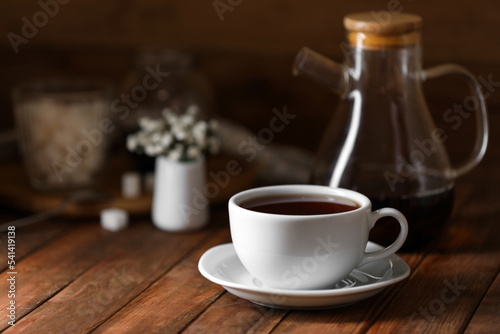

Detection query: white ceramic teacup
(228, 185), (408, 290)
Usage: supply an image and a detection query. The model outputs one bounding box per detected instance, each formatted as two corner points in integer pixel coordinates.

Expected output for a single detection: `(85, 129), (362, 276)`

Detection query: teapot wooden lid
(344, 12), (422, 35)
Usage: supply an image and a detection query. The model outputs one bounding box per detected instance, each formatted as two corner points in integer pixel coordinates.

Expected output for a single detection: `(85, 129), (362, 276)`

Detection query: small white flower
(150, 132), (161, 143)
(171, 121), (183, 133)
(139, 117), (163, 133)
(137, 132), (148, 146)
(193, 121), (207, 139)
(126, 135), (138, 151)
(168, 151), (181, 160)
(186, 105), (199, 116)
(186, 133), (196, 145)
(139, 117), (151, 130)
(208, 119), (219, 131)
(180, 113), (195, 126)
(168, 145), (183, 160)
(144, 145), (157, 157)
(195, 137), (207, 148)
(160, 133), (173, 147)
(208, 137), (221, 155)
(156, 145), (165, 155)
(174, 129), (187, 141)
(187, 145), (201, 159)
(164, 112), (179, 128)
(138, 117), (149, 128)
(127, 104), (218, 161)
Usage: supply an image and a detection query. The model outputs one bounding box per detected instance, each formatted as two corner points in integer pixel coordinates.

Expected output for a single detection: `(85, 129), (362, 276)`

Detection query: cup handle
(358, 208), (408, 267)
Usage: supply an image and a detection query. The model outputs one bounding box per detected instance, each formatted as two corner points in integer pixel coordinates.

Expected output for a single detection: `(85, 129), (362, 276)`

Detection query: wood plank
(465, 272), (500, 334)
(182, 289), (288, 334)
(0, 218), (73, 271)
(92, 220), (232, 333)
(0, 221), (155, 331)
(367, 255), (498, 334)
(1, 211), (226, 333)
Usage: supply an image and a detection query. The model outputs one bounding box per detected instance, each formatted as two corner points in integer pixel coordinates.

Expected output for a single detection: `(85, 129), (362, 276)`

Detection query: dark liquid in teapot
(369, 185), (455, 250)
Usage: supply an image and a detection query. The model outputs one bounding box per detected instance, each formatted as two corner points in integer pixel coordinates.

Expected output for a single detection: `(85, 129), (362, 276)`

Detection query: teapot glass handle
(421, 64), (489, 178)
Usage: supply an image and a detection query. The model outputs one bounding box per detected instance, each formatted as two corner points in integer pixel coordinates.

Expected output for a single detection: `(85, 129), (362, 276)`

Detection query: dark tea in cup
(240, 194), (360, 215)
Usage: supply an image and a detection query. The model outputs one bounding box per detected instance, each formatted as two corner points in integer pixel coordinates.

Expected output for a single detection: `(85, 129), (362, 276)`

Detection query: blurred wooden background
(0, 0), (498, 153)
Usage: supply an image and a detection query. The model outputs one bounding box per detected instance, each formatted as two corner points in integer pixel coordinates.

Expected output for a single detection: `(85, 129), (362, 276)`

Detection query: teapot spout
(292, 47), (348, 96)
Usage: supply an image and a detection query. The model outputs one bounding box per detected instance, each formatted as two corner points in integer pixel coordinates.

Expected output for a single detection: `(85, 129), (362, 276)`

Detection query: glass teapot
(293, 13), (489, 249)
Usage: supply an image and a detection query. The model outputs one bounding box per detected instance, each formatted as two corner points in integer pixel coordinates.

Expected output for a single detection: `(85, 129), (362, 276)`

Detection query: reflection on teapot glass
(293, 13), (489, 249)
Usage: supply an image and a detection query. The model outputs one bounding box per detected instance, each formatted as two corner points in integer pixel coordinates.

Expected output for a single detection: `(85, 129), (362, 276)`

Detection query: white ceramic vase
(152, 155), (208, 232)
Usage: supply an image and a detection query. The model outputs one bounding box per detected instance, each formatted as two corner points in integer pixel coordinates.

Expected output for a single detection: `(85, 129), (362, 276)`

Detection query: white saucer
(198, 242), (410, 309)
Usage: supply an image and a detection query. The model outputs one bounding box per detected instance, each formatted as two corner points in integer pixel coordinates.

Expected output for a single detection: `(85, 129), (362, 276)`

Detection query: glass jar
(13, 78), (114, 191)
(293, 13), (489, 249)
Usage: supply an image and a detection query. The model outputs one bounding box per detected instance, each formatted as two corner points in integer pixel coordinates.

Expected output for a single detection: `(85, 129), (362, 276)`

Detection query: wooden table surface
(0, 114), (499, 334)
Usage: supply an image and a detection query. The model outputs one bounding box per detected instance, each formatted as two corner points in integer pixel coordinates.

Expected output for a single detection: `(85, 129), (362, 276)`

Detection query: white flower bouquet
(126, 106), (220, 161)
